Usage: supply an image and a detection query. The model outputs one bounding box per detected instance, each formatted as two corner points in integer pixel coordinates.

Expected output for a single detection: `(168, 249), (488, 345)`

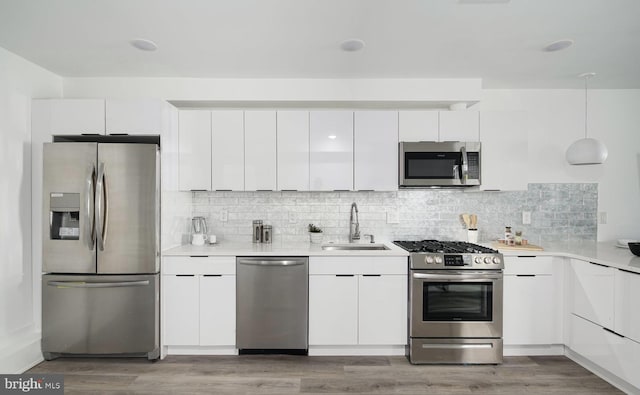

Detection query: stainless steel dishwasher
(236, 256), (308, 354)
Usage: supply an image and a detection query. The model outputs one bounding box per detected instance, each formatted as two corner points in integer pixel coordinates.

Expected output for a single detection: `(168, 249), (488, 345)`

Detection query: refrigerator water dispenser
(49, 192), (80, 240)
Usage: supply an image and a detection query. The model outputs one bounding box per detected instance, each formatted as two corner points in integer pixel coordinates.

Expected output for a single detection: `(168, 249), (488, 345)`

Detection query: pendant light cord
(584, 76), (588, 139)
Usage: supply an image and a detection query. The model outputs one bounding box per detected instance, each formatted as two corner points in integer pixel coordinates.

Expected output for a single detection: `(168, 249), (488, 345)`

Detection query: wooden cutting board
(491, 242), (544, 251)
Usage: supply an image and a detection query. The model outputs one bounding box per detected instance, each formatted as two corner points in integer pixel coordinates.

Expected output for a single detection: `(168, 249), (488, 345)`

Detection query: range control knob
(493, 256), (502, 264)
(474, 256), (483, 264)
(425, 256), (434, 264)
(484, 257), (492, 264)
(435, 256), (443, 264)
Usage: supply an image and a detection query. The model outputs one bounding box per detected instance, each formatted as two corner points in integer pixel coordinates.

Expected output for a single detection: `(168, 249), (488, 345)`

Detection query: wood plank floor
(28, 355), (623, 394)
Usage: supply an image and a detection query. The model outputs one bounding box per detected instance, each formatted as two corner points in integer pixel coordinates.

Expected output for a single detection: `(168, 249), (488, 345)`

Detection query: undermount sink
(321, 243), (390, 251)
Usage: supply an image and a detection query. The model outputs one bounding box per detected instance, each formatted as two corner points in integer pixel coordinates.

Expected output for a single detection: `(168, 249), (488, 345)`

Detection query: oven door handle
(412, 272), (502, 281)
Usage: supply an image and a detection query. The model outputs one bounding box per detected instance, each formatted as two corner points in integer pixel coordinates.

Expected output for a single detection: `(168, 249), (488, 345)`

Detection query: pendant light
(566, 72), (608, 165)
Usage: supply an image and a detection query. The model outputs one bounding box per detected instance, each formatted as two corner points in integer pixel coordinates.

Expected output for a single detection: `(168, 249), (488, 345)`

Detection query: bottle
(515, 231), (523, 246)
(505, 226), (514, 245)
(252, 220), (263, 243)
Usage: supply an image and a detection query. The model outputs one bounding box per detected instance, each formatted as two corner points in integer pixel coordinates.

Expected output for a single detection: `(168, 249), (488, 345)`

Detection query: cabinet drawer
(163, 256), (236, 275)
(504, 256), (554, 275)
(309, 256), (407, 275)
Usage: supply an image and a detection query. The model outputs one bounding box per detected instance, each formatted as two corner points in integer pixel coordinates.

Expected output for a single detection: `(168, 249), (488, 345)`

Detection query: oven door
(410, 270), (502, 338)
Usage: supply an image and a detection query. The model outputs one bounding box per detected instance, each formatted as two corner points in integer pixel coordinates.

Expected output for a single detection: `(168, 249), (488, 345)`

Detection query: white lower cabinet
(308, 257), (407, 347)
(358, 274), (407, 345)
(164, 275), (199, 345)
(163, 256), (236, 349)
(308, 275), (359, 345)
(614, 269), (640, 343)
(570, 314), (640, 389)
(199, 275), (236, 346)
(570, 259), (615, 328)
(503, 256), (561, 345)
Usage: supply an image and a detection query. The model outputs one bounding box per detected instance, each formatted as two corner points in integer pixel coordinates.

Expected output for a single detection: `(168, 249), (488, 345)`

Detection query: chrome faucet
(349, 202), (360, 242)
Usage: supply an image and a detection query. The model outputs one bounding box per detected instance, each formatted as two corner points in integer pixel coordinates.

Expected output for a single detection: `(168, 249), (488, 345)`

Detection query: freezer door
(41, 274), (159, 356)
(43, 143), (97, 273)
(96, 144), (159, 274)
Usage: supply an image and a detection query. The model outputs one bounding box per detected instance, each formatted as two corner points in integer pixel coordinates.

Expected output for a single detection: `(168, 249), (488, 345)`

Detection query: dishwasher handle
(237, 258), (308, 267)
(47, 280), (150, 288)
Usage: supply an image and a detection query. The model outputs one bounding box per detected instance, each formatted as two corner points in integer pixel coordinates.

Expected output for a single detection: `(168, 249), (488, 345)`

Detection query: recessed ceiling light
(458, 0), (510, 3)
(328, 135), (337, 140)
(340, 39), (365, 52)
(543, 39), (574, 52)
(130, 38), (158, 51)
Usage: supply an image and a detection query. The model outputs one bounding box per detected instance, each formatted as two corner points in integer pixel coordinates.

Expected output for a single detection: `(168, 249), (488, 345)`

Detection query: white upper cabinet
(277, 111), (310, 191)
(244, 111), (276, 191)
(178, 110), (212, 191)
(33, 99), (105, 135)
(105, 99), (170, 135)
(439, 111), (479, 141)
(479, 111), (528, 191)
(211, 110), (244, 191)
(309, 111), (354, 191)
(398, 111), (439, 142)
(354, 111), (398, 191)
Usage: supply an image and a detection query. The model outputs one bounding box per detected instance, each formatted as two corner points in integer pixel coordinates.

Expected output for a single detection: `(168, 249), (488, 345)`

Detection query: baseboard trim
(0, 331), (43, 374)
(504, 344), (564, 356)
(166, 346), (238, 356)
(309, 345), (405, 356)
(565, 348), (640, 395)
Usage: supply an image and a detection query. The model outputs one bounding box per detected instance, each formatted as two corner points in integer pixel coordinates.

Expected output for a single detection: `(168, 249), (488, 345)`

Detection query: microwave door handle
(460, 146), (468, 184)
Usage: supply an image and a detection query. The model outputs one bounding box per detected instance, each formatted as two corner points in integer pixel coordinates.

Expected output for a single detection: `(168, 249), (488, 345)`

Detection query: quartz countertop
(163, 240), (410, 257)
(493, 241), (640, 274)
(163, 239), (640, 274)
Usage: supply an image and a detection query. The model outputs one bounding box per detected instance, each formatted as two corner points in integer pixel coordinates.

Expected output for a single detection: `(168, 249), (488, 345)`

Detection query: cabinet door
(211, 110), (244, 191)
(178, 111), (212, 191)
(571, 260), (615, 328)
(33, 99), (105, 135)
(439, 111), (479, 141)
(199, 275), (236, 346)
(615, 270), (640, 343)
(309, 275), (358, 345)
(277, 111), (309, 191)
(354, 111), (398, 191)
(503, 274), (556, 345)
(309, 111), (353, 191)
(358, 275), (407, 345)
(163, 275), (199, 346)
(398, 111), (439, 142)
(244, 111), (276, 191)
(105, 99), (166, 135)
(479, 111), (528, 191)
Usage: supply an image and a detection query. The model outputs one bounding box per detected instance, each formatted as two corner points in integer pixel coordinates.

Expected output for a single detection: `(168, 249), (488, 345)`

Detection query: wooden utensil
(470, 214), (477, 229)
(461, 213), (471, 229)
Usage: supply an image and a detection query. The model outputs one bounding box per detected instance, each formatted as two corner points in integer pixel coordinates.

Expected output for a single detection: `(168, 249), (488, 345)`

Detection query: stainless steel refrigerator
(41, 141), (160, 360)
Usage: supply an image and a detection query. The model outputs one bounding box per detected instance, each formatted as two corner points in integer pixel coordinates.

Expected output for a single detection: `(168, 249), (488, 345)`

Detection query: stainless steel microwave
(399, 141), (481, 187)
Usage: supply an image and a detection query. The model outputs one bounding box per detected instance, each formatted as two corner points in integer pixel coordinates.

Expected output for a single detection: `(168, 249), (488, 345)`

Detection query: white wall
(0, 46), (62, 372)
(479, 89), (640, 241)
(61, 78), (640, 242)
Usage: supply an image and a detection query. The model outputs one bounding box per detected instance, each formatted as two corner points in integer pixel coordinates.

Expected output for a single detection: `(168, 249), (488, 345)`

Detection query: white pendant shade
(566, 137), (608, 165)
(566, 72), (608, 166)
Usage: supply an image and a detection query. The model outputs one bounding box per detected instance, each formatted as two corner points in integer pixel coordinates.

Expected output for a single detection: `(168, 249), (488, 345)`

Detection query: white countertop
(163, 240), (410, 257)
(494, 241), (640, 274)
(163, 240), (640, 274)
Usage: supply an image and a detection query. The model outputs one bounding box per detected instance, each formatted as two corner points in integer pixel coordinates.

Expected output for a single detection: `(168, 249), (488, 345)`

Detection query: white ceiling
(1, 0), (639, 88)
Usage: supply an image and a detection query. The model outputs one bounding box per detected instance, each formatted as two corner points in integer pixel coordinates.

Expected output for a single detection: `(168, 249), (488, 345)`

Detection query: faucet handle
(364, 234), (375, 244)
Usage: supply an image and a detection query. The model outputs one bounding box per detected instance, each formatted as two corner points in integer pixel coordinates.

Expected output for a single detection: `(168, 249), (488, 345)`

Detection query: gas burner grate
(393, 240), (498, 254)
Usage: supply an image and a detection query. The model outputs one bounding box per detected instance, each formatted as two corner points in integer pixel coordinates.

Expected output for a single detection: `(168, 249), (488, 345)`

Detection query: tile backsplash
(178, 183), (597, 245)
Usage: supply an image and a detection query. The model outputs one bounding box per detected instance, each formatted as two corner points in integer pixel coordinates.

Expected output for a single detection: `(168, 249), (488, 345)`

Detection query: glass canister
(252, 220), (263, 243)
(261, 225), (272, 244)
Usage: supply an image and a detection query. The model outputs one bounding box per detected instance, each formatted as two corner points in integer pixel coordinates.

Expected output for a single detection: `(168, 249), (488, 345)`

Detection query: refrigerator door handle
(86, 165), (96, 250)
(95, 162), (109, 250)
(47, 280), (150, 288)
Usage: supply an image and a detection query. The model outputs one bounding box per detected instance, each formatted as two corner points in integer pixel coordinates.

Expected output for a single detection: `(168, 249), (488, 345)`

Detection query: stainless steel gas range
(394, 240), (504, 365)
